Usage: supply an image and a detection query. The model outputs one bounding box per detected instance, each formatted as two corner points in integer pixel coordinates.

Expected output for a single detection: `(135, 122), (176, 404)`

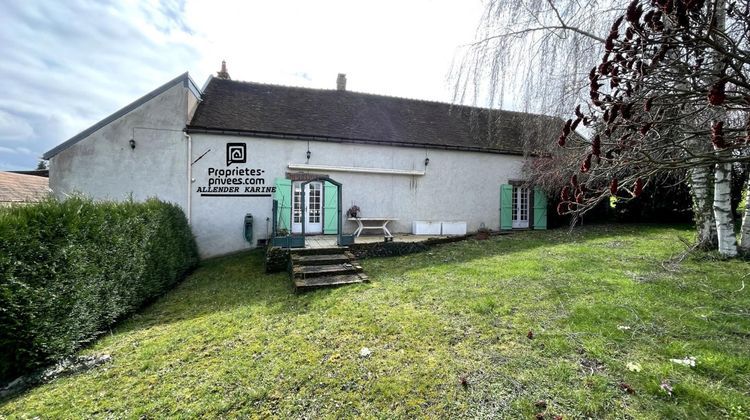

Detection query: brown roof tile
(0, 172), (50, 203)
(188, 78), (561, 154)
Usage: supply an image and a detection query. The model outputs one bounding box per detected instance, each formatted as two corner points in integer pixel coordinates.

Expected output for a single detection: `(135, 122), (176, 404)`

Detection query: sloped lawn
(1, 225), (748, 418)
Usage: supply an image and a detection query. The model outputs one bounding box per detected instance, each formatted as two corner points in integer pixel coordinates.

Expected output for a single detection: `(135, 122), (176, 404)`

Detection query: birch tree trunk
(667, 0), (720, 251)
(709, 0), (737, 257)
(739, 176), (750, 253)
(713, 159), (738, 256)
(689, 165), (718, 248)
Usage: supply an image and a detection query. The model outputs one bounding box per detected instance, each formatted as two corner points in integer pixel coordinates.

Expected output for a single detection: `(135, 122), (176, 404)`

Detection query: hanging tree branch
(548, 0), (749, 255)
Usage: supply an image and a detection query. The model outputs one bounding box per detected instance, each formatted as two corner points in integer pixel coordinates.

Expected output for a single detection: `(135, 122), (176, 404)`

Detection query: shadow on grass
(111, 223), (694, 336)
(7, 223), (749, 419)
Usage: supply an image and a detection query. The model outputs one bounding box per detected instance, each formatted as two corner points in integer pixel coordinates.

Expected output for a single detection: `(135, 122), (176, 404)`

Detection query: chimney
(336, 73), (346, 91)
(217, 60), (231, 80)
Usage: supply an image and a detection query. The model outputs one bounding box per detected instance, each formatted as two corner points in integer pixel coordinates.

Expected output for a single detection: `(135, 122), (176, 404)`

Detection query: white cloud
(0, 0), (485, 170)
(182, 0), (485, 101)
(0, 110), (35, 141)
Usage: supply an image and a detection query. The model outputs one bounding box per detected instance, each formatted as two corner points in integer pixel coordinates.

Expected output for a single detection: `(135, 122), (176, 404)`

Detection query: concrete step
(292, 262), (363, 278)
(294, 273), (369, 290)
(291, 252), (355, 266)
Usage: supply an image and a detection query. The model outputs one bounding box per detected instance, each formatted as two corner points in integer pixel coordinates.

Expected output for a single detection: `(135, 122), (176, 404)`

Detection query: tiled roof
(188, 78), (561, 154)
(0, 172), (50, 203)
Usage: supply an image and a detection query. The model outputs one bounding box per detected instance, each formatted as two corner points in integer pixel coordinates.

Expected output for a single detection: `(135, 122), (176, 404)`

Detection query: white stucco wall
(49, 83), (194, 206)
(188, 134), (526, 258)
(48, 84), (531, 259)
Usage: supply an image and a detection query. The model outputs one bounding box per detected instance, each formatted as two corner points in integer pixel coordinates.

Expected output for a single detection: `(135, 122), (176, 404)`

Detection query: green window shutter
(274, 178), (292, 232)
(533, 187), (547, 230)
(500, 184), (513, 230)
(323, 181), (338, 234)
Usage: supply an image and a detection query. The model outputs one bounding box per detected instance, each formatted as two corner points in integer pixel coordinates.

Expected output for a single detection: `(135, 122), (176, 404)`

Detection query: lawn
(1, 224), (748, 418)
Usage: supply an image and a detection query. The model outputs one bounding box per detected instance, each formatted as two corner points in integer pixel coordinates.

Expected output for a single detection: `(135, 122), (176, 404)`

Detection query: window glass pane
(309, 183), (321, 223)
(293, 186), (302, 223)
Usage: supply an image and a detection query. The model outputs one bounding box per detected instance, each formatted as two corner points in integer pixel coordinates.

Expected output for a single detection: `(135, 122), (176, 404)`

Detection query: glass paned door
(306, 182), (322, 233)
(512, 186), (530, 228)
(291, 181), (323, 234)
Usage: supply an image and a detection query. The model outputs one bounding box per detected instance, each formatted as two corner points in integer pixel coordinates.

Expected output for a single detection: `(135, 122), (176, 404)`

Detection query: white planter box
(412, 221), (442, 235)
(441, 221), (467, 235)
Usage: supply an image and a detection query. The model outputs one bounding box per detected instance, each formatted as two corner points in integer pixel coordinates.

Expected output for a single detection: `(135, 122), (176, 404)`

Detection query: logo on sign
(226, 143), (246, 166)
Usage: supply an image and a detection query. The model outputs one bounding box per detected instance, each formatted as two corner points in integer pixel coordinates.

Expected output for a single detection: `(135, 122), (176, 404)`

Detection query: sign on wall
(226, 142), (247, 166)
(195, 143), (275, 197)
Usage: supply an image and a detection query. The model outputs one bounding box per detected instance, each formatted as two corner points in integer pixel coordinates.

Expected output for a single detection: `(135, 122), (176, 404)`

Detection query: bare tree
(455, 0), (750, 251)
(452, 0), (621, 115)
(552, 0), (750, 256)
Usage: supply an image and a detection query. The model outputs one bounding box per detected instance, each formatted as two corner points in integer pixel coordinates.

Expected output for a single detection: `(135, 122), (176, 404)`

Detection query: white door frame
(512, 186), (530, 229)
(292, 181), (323, 234)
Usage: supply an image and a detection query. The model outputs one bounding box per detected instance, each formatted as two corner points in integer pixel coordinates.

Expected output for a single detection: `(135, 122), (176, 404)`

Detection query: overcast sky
(0, 0), (485, 170)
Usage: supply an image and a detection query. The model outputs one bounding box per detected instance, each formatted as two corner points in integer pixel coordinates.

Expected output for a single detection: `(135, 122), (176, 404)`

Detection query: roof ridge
(209, 77), (552, 118)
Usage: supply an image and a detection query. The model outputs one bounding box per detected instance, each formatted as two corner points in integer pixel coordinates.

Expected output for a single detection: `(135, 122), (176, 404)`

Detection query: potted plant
(271, 228), (304, 248)
(346, 205), (361, 218)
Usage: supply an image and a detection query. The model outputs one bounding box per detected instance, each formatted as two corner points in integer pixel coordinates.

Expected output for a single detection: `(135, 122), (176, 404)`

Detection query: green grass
(2, 224), (749, 419)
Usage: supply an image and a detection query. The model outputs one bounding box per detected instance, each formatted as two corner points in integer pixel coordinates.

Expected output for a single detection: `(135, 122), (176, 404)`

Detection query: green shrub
(0, 197), (198, 382)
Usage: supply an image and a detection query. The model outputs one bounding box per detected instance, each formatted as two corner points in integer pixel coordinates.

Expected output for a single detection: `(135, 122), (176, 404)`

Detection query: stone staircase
(290, 248), (368, 291)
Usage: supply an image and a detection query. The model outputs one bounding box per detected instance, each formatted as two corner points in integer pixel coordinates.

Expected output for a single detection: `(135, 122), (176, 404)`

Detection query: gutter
(184, 131), (192, 224)
(185, 126), (526, 156)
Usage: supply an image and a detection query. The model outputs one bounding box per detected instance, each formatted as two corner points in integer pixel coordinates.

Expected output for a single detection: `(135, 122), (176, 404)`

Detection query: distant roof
(0, 171), (50, 203)
(188, 78), (562, 155)
(43, 72), (201, 160)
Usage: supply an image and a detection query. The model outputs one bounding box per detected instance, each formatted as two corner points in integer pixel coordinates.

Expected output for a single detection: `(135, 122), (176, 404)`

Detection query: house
(44, 64), (559, 258)
(0, 171), (50, 206)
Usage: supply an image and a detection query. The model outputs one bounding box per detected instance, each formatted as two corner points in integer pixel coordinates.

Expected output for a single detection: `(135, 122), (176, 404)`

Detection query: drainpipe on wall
(184, 131), (192, 224)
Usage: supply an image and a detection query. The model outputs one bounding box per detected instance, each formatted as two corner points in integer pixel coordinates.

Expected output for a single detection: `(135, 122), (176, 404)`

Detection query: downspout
(184, 131), (192, 224)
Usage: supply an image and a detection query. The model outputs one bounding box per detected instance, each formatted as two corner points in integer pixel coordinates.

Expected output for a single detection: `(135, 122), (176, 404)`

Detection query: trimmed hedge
(0, 197), (198, 382)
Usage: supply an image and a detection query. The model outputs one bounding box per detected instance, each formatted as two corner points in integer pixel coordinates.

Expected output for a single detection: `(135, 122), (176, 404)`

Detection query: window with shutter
(533, 187), (547, 230)
(323, 181), (338, 234)
(500, 184), (513, 230)
(274, 178), (292, 232)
